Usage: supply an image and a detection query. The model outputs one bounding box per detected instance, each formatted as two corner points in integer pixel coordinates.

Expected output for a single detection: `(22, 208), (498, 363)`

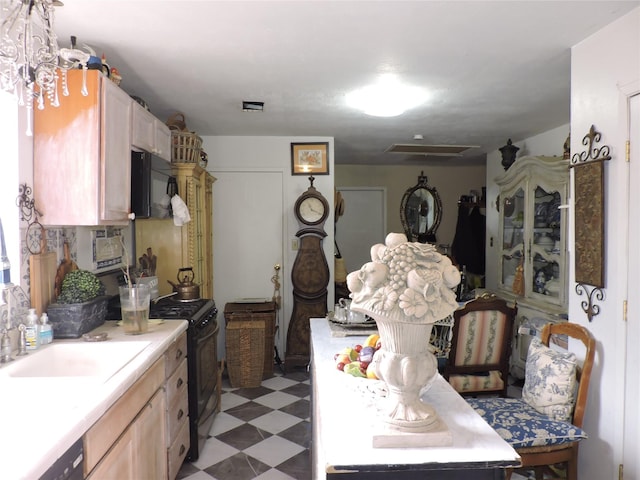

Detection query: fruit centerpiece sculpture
(346, 233), (460, 443)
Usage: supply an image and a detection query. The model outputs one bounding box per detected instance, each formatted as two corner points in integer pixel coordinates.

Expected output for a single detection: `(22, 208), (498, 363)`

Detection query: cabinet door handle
(179, 444), (186, 456)
(176, 349), (183, 360)
(176, 377), (184, 389)
(177, 409), (184, 420)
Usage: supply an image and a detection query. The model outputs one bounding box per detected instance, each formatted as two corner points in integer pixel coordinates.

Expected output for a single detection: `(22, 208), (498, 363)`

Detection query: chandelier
(0, 0), (89, 135)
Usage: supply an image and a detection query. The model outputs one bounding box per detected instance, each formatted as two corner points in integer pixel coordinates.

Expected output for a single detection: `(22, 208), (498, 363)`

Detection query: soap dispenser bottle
(39, 312), (52, 345)
(24, 308), (39, 350)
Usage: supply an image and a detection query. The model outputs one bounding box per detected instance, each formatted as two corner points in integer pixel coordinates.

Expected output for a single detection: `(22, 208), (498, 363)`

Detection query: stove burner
(150, 298), (208, 320)
(169, 297), (203, 303)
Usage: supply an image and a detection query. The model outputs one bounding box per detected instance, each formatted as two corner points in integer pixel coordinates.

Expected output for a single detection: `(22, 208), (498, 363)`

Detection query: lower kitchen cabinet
(83, 332), (190, 479)
(165, 332), (190, 479)
(84, 357), (166, 478)
(87, 388), (166, 479)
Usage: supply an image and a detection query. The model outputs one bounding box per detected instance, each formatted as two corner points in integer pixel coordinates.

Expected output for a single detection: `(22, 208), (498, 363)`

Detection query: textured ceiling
(53, 0), (639, 165)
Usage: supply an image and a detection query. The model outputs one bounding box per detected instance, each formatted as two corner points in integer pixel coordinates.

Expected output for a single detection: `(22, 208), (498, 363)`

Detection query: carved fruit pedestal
(371, 319), (452, 447)
(346, 232), (461, 448)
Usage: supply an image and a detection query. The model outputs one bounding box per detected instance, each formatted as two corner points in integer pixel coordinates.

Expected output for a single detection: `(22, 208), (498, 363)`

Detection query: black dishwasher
(39, 438), (83, 480)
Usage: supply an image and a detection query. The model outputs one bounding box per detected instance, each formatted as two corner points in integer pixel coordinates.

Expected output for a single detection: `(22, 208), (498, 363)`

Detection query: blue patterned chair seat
(466, 397), (587, 449)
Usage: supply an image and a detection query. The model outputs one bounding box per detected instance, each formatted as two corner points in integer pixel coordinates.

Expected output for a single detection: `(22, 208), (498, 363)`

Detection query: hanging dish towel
(171, 195), (191, 226)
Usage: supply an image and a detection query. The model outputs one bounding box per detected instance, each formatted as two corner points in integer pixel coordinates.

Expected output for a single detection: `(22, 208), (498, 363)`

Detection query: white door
(212, 170), (284, 359)
(336, 187), (387, 276)
(625, 92), (640, 478)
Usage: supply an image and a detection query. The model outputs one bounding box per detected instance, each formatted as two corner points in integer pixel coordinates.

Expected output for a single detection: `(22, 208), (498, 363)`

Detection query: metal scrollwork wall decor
(16, 183), (47, 255)
(570, 125), (610, 321)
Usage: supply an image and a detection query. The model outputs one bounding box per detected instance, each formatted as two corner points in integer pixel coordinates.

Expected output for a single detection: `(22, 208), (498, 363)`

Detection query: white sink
(0, 341), (151, 381)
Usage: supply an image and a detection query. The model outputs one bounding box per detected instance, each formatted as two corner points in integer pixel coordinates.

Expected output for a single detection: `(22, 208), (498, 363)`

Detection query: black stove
(106, 295), (212, 323)
(105, 290), (219, 462)
(150, 297), (211, 322)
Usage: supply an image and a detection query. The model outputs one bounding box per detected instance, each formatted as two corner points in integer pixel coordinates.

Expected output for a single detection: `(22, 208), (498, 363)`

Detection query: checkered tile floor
(177, 367), (311, 480)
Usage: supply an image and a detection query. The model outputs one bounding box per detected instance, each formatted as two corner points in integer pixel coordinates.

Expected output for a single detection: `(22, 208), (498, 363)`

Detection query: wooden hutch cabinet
(495, 156), (569, 309)
(493, 156), (570, 378)
(136, 163), (215, 298)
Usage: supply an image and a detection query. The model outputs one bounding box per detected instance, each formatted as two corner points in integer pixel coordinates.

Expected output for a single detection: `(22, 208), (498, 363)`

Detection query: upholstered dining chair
(442, 292), (517, 397)
(467, 322), (596, 480)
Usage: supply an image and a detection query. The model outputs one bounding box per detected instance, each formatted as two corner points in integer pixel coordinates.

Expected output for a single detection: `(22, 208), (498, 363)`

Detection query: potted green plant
(46, 270), (109, 338)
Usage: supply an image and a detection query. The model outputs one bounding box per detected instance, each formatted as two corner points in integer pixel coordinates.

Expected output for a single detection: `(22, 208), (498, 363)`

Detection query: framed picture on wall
(291, 142), (329, 175)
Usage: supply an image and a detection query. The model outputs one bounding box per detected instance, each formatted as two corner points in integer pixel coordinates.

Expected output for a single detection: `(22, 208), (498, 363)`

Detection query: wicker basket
(224, 303), (276, 378)
(171, 130), (202, 164)
(225, 318), (265, 388)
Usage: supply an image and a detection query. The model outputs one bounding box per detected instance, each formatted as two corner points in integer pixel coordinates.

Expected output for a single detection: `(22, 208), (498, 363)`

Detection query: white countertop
(310, 318), (520, 478)
(0, 319), (188, 480)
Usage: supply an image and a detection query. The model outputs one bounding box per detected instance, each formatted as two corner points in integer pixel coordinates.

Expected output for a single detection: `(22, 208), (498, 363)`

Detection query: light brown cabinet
(84, 357), (167, 478)
(132, 101), (172, 161)
(164, 332), (190, 480)
(136, 163), (215, 298)
(87, 389), (166, 479)
(34, 69), (133, 226)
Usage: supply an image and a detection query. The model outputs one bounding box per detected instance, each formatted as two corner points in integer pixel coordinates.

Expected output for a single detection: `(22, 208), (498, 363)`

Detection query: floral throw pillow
(522, 337), (578, 422)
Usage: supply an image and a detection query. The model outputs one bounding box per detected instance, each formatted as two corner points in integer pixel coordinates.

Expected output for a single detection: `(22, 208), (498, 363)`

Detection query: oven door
(195, 320), (219, 418)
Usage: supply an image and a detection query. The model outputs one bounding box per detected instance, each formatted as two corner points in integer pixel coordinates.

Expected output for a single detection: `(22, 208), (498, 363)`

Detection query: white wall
(484, 125), (569, 290)
(202, 136), (334, 360)
(0, 92), (33, 293)
(336, 164), (487, 251)
(570, 8), (640, 479)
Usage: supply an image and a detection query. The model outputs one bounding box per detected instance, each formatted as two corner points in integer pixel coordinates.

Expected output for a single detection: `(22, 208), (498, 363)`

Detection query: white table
(310, 318), (520, 479)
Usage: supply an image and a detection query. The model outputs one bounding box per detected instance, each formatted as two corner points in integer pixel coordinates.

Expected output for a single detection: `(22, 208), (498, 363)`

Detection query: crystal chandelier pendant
(1, 0), (90, 135)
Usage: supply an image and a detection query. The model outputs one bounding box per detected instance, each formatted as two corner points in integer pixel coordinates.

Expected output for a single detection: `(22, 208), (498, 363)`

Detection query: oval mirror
(400, 172), (442, 243)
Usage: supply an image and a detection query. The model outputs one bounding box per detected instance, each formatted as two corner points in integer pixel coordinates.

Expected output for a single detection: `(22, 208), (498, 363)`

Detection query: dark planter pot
(46, 296), (109, 339)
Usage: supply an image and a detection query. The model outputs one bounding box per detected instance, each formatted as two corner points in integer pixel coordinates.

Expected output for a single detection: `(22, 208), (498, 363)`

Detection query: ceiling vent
(242, 101), (264, 112)
(385, 144), (479, 157)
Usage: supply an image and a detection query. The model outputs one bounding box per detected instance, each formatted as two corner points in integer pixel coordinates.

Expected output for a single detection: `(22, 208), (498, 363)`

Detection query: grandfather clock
(285, 176), (330, 371)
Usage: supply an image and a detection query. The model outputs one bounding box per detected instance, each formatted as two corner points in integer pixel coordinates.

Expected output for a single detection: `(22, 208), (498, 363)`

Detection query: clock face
(299, 196), (326, 224)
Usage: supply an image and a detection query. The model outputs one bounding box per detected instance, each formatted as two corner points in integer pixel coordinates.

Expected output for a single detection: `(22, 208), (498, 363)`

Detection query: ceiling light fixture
(346, 74), (428, 117)
(242, 101), (264, 112)
(0, 0), (89, 135)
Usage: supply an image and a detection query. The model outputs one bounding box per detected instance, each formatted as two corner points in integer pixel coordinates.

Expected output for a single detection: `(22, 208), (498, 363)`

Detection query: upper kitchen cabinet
(34, 69), (132, 226)
(131, 101), (171, 162)
(496, 156), (569, 312)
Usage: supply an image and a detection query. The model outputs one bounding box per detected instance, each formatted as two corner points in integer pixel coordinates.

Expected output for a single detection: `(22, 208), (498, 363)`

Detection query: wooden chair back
(539, 322), (596, 429)
(444, 293), (517, 396)
(509, 322), (596, 480)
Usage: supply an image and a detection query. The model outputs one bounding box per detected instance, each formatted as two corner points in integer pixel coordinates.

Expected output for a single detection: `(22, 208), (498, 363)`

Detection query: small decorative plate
(83, 332), (109, 342)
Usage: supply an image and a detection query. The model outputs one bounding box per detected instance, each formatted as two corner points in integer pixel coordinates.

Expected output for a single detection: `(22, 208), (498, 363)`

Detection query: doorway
(212, 170), (285, 359)
(335, 187), (387, 276)
(624, 92), (640, 479)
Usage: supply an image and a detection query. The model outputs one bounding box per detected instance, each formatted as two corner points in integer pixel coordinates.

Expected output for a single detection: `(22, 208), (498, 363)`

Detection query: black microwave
(131, 151), (173, 219)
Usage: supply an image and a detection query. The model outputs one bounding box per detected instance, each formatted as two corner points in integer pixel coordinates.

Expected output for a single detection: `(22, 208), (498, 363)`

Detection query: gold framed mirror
(400, 171), (442, 243)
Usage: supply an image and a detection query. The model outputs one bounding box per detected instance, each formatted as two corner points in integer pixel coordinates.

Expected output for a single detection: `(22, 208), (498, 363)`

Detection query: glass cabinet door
(500, 188), (525, 291)
(529, 186), (563, 302)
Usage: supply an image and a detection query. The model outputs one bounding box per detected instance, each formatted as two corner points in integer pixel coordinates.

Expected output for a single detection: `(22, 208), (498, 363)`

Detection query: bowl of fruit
(334, 333), (382, 379)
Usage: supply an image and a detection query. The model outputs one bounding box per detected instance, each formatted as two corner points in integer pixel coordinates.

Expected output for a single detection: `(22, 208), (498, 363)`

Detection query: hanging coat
(451, 205), (485, 275)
